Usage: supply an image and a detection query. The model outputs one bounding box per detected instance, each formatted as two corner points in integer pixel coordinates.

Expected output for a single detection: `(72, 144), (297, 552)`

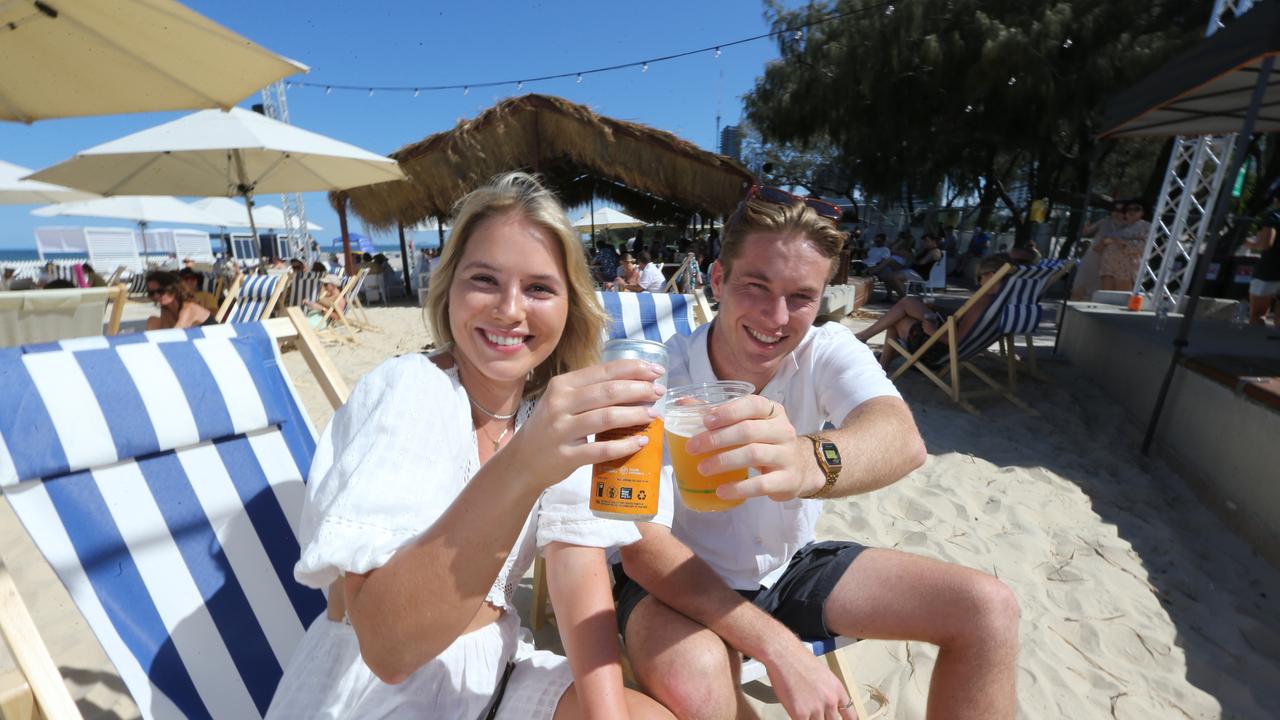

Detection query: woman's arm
(174, 303), (207, 329)
(545, 543), (630, 719)
(1246, 226), (1276, 252)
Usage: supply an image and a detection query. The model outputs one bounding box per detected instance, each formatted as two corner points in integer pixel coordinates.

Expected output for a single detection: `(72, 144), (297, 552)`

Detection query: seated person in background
(867, 237), (915, 298)
(610, 252), (643, 292)
(953, 226), (992, 280)
(43, 278), (75, 290)
(82, 263), (108, 287)
(856, 255), (1006, 368)
(311, 261), (328, 274)
(145, 270), (213, 330)
(635, 250), (665, 292)
(1007, 243), (1042, 265)
(864, 233), (892, 266)
(302, 274), (346, 329)
(36, 261), (57, 288)
(178, 267), (220, 312)
(290, 258), (307, 274)
(0, 267), (14, 291)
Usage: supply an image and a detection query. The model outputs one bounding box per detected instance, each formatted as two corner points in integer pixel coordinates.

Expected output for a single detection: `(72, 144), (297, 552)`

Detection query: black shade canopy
(1100, 1), (1280, 138)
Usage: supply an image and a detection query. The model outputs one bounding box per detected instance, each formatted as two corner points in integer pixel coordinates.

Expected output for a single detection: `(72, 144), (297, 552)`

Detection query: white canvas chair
(530, 291), (871, 718)
(0, 286), (126, 349)
(0, 309), (349, 720)
(214, 273), (290, 324)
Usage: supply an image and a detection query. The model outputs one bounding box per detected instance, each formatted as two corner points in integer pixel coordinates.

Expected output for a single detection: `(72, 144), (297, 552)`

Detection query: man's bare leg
(624, 595), (754, 720)
(824, 548), (1020, 720)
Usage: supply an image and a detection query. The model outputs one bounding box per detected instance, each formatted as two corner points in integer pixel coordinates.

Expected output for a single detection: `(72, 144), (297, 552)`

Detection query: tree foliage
(744, 0), (1208, 239)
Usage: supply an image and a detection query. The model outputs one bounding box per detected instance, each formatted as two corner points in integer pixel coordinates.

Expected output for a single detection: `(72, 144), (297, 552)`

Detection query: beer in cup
(664, 381), (756, 512)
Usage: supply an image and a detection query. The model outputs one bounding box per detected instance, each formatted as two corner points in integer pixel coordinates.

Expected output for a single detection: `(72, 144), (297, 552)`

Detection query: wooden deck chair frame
(885, 262), (1071, 414)
(0, 307), (347, 720)
(316, 271), (364, 345)
(214, 273), (291, 324)
(343, 269), (378, 332)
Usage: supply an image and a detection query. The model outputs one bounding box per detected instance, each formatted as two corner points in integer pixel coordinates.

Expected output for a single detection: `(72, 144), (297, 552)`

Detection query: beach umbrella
(571, 207), (646, 231)
(190, 197), (324, 231)
(0, 0), (307, 123)
(0, 159), (98, 204)
(252, 204), (324, 231)
(28, 107), (403, 268)
(32, 195), (223, 258)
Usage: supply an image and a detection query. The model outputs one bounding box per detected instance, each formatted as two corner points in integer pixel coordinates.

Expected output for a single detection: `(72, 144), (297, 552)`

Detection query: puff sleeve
(294, 355), (469, 588)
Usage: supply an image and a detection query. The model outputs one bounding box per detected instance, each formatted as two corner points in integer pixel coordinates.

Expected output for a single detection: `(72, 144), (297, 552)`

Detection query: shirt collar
(690, 319), (803, 396)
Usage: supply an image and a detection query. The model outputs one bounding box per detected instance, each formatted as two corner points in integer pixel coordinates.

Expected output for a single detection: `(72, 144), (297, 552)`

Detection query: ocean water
(0, 245), (409, 262)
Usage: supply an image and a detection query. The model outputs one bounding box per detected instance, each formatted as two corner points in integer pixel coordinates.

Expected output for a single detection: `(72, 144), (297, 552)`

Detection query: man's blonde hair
(425, 172), (606, 398)
(720, 196), (847, 281)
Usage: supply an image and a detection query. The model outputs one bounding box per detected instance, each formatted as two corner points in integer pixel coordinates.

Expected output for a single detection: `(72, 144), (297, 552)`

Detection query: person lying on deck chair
(855, 255), (1007, 370)
(145, 270), (213, 329)
(614, 187), (1020, 720)
(301, 274), (346, 330)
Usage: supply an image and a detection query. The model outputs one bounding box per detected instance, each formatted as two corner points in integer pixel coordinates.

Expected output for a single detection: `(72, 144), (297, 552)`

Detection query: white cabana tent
(142, 229), (215, 262)
(0, 0), (306, 123)
(32, 196), (223, 259)
(571, 207), (646, 230)
(28, 107), (404, 246)
(34, 227), (142, 272)
(0, 160), (98, 204)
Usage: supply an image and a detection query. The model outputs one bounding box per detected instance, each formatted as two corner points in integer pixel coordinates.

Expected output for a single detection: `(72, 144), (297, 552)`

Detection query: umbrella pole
(437, 216), (445, 248)
(1141, 55), (1274, 456)
(139, 221), (148, 268)
(240, 191), (263, 261)
(398, 222), (412, 298)
(590, 195), (596, 244)
(338, 195), (354, 275)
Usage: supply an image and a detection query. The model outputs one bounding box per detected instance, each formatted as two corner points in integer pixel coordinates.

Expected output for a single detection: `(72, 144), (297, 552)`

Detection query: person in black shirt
(1246, 187), (1280, 327)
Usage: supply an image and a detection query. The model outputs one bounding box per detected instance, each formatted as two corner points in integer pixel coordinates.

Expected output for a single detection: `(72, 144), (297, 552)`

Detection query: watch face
(820, 441), (842, 467)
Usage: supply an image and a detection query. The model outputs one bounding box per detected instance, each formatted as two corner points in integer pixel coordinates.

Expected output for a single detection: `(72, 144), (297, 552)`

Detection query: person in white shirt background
(613, 187), (1021, 720)
(636, 250), (665, 292)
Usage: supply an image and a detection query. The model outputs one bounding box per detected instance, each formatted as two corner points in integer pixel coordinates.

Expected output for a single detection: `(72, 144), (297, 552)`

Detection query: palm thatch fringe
(334, 93), (755, 231)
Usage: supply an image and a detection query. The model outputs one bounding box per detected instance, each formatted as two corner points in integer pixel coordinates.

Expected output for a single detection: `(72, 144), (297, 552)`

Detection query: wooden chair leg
(531, 555), (550, 632)
(1005, 336), (1017, 391)
(825, 647), (875, 720)
(0, 560), (83, 719)
(965, 361), (1035, 414)
(0, 670), (35, 720)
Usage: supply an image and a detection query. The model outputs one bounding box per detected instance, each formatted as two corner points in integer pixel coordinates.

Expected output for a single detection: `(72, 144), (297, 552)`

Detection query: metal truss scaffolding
(259, 80), (314, 263)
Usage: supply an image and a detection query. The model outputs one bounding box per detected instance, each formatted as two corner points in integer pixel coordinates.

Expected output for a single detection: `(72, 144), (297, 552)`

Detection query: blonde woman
(268, 174), (672, 720)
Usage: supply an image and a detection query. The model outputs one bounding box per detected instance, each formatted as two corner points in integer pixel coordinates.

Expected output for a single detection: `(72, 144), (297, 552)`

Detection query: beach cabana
(334, 94), (754, 238)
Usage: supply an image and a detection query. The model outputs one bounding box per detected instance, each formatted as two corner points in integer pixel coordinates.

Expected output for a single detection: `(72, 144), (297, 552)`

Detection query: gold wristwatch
(802, 432), (842, 499)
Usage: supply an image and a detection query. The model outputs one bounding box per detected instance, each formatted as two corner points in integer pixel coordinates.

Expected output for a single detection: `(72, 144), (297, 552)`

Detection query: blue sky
(0, 0), (799, 249)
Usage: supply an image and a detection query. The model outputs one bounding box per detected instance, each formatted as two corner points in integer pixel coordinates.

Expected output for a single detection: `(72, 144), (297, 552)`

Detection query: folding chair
(887, 260), (1072, 414)
(343, 268), (378, 332)
(286, 272), (324, 308)
(214, 274), (290, 324)
(0, 308), (349, 720)
(531, 291), (871, 719)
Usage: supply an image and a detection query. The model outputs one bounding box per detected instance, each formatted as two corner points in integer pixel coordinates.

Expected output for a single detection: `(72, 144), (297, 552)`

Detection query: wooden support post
(337, 195), (354, 276)
(397, 222), (412, 299)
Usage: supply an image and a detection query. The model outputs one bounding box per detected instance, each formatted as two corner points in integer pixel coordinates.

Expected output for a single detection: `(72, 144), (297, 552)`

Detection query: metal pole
(397, 221), (412, 298)
(338, 195), (354, 276)
(437, 216), (445, 248)
(1142, 55), (1274, 455)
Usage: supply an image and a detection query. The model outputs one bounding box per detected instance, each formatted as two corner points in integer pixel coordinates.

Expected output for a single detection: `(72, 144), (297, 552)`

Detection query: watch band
(802, 433), (841, 499)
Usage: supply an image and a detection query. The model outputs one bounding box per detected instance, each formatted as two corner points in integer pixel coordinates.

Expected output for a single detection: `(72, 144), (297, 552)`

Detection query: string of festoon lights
(288, 2), (897, 97)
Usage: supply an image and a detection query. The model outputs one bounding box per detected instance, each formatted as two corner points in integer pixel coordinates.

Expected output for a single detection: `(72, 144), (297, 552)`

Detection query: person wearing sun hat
(302, 274), (346, 329)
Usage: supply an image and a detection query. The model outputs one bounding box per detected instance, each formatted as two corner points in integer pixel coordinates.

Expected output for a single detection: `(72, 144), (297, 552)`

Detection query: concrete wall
(1059, 304), (1280, 565)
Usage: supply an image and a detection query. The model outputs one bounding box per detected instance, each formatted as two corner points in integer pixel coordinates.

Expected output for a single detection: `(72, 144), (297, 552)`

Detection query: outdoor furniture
(887, 260), (1072, 414)
(0, 309), (348, 720)
(215, 273), (290, 324)
(529, 290), (870, 719)
(344, 269), (378, 331)
(314, 269), (366, 345)
(0, 286), (125, 349)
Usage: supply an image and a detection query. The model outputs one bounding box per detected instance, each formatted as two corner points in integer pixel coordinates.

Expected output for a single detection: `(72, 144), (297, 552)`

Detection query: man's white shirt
(638, 262), (665, 293)
(650, 321), (901, 590)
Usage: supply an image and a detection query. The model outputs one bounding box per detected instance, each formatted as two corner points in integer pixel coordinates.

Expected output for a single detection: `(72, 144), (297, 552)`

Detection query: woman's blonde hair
(720, 197), (847, 281)
(424, 172), (606, 398)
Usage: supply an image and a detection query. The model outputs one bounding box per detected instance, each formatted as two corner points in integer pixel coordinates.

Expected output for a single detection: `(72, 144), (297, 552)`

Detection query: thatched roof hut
(334, 94), (754, 231)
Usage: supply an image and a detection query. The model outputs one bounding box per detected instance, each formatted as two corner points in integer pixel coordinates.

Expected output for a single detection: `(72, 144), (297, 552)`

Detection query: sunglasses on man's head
(747, 186), (843, 222)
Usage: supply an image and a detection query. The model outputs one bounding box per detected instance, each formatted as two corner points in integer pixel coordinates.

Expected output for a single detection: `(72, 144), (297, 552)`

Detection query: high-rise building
(719, 124), (741, 161)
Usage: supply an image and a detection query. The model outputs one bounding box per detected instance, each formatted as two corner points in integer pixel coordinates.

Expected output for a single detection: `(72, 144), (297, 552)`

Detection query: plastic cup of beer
(664, 381), (756, 512)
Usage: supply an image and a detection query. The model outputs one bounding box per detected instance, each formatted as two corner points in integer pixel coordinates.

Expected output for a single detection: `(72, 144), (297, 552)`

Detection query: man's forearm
(798, 396), (925, 498)
(620, 525), (795, 662)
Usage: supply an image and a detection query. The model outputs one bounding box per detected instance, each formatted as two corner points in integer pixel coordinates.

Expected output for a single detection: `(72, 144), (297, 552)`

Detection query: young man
(1246, 184), (1280, 327)
(616, 189), (1020, 720)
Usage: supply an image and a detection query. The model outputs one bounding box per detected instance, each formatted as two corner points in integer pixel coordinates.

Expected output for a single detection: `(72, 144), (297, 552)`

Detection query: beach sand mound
(1, 306), (1277, 719)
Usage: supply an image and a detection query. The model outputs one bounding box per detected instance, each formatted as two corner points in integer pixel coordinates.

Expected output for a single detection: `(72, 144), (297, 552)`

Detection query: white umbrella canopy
(0, 159), (98, 204)
(32, 195), (223, 226)
(190, 197), (323, 231)
(0, 0), (307, 123)
(571, 207), (646, 230)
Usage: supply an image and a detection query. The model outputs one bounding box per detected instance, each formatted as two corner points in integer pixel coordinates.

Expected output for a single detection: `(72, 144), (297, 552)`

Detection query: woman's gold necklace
(477, 418), (514, 452)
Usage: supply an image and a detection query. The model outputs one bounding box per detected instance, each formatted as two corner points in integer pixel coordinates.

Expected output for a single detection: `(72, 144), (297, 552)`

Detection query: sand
(2, 301), (1278, 719)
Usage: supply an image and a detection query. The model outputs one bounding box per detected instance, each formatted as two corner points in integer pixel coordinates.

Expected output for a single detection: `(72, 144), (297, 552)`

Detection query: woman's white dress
(266, 354), (640, 719)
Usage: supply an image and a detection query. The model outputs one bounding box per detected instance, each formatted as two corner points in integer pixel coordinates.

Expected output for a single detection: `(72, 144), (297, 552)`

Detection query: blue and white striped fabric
(226, 275), (284, 324)
(287, 272), (324, 307)
(0, 323), (325, 720)
(954, 260), (1068, 361)
(128, 272), (149, 296)
(595, 291), (695, 343)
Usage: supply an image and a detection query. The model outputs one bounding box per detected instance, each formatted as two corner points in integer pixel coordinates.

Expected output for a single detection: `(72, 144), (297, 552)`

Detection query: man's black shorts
(612, 540), (867, 641)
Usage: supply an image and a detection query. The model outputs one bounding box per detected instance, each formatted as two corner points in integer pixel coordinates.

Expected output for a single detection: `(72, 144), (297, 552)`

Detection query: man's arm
(1246, 225), (1276, 252)
(691, 394), (926, 502)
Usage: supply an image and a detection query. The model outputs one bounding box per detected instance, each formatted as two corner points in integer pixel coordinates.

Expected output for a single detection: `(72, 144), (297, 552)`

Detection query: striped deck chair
(343, 268), (378, 332)
(0, 309), (349, 720)
(888, 260), (1072, 414)
(286, 272), (324, 308)
(215, 274), (290, 324)
(312, 269), (364, 345)
(530, 291), (873, 719)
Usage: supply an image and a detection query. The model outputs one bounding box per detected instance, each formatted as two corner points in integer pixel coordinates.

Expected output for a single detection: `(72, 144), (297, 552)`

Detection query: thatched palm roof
(334, 94), (754, 230)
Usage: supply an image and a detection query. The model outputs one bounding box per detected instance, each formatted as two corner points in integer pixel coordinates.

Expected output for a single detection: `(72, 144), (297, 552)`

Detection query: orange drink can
(664, 381), (756, 512)
(591, 339), (668, 521)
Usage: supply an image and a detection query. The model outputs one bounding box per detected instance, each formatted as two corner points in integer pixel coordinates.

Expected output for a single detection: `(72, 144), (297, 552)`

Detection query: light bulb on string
(714, 47), (721, 58)
(1007, 76), (1017, 86)
(576, 74), (583, 84)
(516, 81), (524, 90)
(325, 86), (332, 95)
(368, 88), (374, 97)
(793, 30), (802, 40)
(885, 4), (895, 15)
(464, 86), (471, 95)
(1062, 38), (1073, 48)
(641, 62), (648, 73)
(413, 88), (420, 97)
